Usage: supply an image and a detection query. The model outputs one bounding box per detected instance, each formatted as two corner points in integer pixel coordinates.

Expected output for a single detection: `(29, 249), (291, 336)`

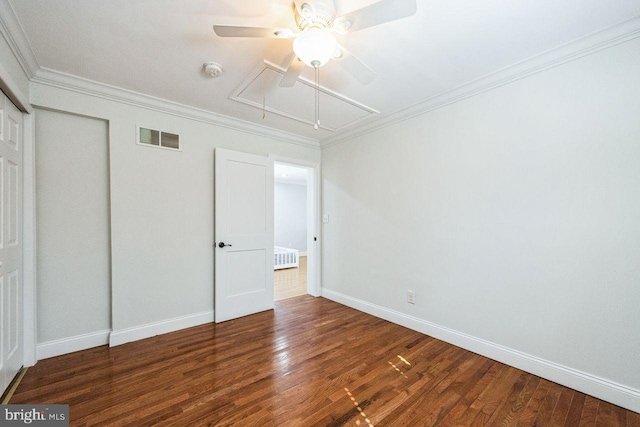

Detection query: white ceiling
(8, 0), (640, 144)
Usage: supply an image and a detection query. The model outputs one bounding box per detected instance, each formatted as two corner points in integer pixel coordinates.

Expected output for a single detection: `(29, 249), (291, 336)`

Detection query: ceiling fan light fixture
(293, 27), (337, 67)
(333, 18), (352, 34)
(300, 3), (314, 18)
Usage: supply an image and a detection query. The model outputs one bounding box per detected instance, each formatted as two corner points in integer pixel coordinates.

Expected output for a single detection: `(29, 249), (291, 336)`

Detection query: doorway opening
(273, 161), (317, 300)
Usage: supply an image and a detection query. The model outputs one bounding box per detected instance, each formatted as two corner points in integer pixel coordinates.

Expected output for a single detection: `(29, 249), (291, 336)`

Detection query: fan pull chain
(314, 65), (320, 130)
(262, 93), (266, 120)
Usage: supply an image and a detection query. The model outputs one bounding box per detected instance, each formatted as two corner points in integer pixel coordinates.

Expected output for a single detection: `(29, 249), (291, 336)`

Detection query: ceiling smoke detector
(203, 62), (223, 78)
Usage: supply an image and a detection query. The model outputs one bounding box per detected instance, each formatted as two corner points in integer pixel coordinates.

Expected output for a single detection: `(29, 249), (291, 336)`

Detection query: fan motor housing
(294, 0), (336, 30)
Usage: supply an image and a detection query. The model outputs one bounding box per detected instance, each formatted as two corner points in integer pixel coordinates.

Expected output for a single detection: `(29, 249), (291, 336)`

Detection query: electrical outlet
(407, 290), (416, 304)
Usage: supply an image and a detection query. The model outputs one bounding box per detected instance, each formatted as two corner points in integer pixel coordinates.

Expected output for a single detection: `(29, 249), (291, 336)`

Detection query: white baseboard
(109, 310), (214, 347)
(37, 329), (111, 360)
(321, 288), (640, 413)
(299, 251), (308, 257)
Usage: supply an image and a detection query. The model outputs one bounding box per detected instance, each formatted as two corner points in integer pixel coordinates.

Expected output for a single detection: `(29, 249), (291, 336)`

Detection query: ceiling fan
(213, 0), (417, 87)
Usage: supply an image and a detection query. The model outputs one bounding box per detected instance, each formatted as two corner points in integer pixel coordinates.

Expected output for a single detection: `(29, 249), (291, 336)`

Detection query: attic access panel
(231, 62), (378, 132)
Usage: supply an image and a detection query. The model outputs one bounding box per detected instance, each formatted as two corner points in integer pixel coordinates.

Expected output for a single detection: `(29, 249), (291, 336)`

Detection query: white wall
(322, 37), (640, 411)
(35, 109), (111, 343)
(29, 81), (321, 346)
(275, 182), (307, 252)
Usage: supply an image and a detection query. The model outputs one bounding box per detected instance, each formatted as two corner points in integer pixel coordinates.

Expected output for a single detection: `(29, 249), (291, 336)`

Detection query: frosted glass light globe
(293, 28), (337, 67)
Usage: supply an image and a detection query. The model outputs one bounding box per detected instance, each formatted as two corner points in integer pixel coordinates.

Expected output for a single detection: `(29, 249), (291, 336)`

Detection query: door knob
(218, 242), (232, 248)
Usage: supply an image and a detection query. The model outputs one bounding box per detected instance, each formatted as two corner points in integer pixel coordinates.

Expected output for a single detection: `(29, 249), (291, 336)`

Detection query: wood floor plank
(377, 346), (470, 424)
(517, 378), (553, 426)
(628, 410), (640, 427)
(532, 381), (564, 426)
(455, 363), (520, 425)
(565, 392), (587, 426)
(437, 358), (496, 426)
(580, 395), (601, 427)
(613, 404), (629, 426)
(595, 401), (621, 427)
(274, 256), (307, 301)
(9, 296), (640, 426)
(478, 367), (524, 419)
(482, 371), (529, 425)
(379, 349), (475, 425)
(548, 387), (575, 426)
(417, 354), (493, 426)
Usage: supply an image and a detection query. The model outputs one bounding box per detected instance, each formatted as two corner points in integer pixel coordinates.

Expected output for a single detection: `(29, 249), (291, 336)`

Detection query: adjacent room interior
(274, 162), (311, 301)
(0, 0), (639, 424)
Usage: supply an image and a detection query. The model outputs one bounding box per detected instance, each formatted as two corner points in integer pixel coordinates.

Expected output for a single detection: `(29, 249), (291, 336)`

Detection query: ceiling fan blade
(333, 0), (417, 33)
(213, 25), (293, 38)
(279, 54), (305, 87)
(334, 47), (376, 85)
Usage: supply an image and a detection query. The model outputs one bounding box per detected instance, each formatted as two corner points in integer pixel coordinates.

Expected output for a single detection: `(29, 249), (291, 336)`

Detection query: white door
(0, 91), (23, 393)
(215, 148), (274, 322)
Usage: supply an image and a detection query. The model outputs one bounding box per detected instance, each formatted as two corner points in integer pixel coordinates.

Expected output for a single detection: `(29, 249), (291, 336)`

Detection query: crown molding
(320, 15), (640, 149)
(31, 67), (320, 149)
(0, 0), (39, 79)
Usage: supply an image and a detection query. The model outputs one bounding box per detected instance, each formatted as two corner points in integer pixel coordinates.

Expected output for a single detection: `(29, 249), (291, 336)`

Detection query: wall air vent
(136, 126), (181, 151)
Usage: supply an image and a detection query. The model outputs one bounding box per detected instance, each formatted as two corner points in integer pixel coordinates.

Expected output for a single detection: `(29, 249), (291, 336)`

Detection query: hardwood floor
(274, 256), (307, 301)
(11, 296), (640, 426)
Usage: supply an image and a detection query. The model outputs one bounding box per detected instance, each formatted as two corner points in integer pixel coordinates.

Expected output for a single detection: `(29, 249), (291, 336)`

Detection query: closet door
(0, 91), (24, 393)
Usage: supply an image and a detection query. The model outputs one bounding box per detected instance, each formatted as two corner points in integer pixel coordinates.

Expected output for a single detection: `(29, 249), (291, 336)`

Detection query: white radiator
(274, 246), (299, 270)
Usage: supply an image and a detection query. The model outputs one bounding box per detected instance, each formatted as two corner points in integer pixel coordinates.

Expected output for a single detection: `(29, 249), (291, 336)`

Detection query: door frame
(270, 155), (321, 297)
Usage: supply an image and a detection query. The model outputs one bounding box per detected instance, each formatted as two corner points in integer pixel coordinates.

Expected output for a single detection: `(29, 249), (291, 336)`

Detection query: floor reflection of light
(397, 355), (411, 366)
(342, 356), (412, 425)
(344, 387), (374, 427)
(388, 361), (408, 379)
(273, 336), (289, 352)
